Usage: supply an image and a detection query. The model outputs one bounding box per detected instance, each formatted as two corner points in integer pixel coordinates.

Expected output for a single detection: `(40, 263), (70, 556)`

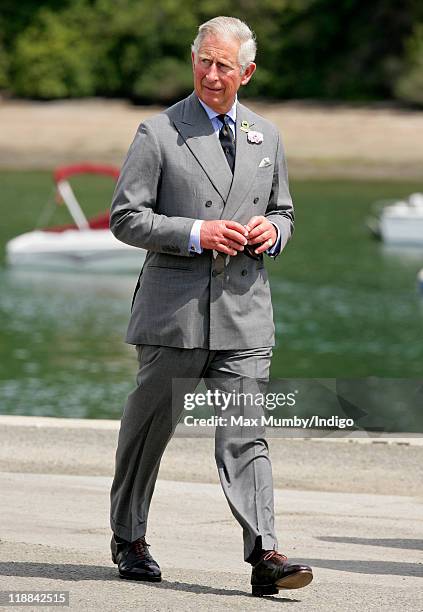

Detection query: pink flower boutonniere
(247, 130), (264, 144)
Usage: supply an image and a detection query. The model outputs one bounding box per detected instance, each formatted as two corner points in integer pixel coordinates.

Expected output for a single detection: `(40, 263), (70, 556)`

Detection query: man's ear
(240, 62), (256, 86)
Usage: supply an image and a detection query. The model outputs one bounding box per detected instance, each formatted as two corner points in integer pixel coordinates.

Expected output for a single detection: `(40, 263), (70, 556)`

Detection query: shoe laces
(262, 550), (288, 564)
(133, 536), (151, 559)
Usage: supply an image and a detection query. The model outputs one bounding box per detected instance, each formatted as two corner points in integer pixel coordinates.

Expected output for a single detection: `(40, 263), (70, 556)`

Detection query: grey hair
(191, 16), (257, 73)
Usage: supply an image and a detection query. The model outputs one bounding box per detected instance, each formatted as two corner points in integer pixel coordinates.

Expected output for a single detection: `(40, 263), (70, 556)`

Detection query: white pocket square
(259, 157), (272, 168)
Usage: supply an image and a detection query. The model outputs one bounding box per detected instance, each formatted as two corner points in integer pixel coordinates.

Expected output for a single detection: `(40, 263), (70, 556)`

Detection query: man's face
(192, 34), (256, 114)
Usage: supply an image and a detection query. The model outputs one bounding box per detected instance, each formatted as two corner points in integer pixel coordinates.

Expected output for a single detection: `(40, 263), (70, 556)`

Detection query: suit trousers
(110, 345), (278, 561)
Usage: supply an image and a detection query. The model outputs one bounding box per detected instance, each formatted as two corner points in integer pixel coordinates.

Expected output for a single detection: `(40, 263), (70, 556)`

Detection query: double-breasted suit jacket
(110, 92), (294, 350)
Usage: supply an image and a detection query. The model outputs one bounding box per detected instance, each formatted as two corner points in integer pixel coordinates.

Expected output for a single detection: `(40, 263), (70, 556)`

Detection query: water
(0, 269), (135, 418)
(0, 174), (422, 425)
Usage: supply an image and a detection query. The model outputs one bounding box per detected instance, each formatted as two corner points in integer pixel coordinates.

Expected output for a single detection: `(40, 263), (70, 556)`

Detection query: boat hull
(6, 229), (146, 273)
(380, 216), (423, 245)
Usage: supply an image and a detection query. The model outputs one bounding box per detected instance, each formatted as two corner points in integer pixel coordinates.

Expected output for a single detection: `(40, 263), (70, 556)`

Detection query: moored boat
(368, 192), (423, 245)
(6, 163), (146, 272)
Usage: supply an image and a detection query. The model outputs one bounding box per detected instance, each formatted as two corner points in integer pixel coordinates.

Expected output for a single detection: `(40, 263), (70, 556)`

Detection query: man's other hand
(245, 216), (277, 255)
(200, 220), (248, 256)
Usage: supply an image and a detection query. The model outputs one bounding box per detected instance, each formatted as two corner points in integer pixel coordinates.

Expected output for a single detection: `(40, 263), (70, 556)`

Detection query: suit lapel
(172, 93), (233, 203)
(221, 103), (261, 220)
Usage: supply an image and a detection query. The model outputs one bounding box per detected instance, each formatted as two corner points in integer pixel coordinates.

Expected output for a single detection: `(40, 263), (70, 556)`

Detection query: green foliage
(87, 0), (198, 100)
(0, 41), (9, 89)
(394, 24), (423, 105)
(261, 0), (419, 100)
(132, 57), (194, 103)
(0, 0), (422, 103)
(12, 3), (98, 98)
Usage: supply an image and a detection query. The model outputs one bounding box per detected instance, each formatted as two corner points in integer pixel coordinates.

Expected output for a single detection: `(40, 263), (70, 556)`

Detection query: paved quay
(0, 415), (422, 611)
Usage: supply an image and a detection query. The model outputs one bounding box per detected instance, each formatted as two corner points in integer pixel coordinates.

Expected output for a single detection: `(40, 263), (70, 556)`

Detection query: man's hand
(200, 220), (248, 256)
(245, 216), (277, 255)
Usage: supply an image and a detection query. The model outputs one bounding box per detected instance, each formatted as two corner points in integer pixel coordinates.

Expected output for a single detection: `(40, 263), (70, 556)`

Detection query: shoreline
(1, 98), (422, 179)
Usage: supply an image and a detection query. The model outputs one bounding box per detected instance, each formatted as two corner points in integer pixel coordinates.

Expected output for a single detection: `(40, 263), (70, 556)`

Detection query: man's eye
(201, 59), (211, 66)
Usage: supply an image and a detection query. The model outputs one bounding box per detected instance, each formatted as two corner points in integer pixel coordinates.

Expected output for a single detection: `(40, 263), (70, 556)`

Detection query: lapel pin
(240, 120), (250, 132)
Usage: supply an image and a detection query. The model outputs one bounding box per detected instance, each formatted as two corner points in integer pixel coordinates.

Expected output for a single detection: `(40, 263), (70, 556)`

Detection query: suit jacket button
(205, 200), (212, 207)
(253, 197), (259, 204)
(241, 269), (248, 276)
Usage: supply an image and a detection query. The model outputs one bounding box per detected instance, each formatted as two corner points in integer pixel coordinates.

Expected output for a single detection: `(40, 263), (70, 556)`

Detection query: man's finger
(222, 228), (248, 245)
(222, 238), (245, 251)
(224, 220), (249, 236)
(247, 224), (267, 241)
(253, 240), (271, 255)
(215, 243), (238, 256)
(248, 228), (272, 244)
(245, 216), (265, 232)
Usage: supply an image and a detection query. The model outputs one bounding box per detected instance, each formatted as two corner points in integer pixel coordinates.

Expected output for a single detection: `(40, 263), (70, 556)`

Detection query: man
(109, 16), (313, 597)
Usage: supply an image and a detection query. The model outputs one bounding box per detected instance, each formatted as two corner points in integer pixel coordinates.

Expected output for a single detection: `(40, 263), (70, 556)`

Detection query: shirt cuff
(266, 224), (281, 257)
(188, 219), (204, 254)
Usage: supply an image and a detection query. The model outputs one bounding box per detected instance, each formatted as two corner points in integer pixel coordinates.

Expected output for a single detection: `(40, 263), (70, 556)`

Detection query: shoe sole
(118, 571), (162, 582)
(276, 569), (313, 589)
(252, 570), (313, 596)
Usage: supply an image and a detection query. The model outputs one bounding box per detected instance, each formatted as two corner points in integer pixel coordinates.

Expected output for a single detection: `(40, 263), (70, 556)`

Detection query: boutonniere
(240, 120), (263, 144)
(247, 130), (263, 144)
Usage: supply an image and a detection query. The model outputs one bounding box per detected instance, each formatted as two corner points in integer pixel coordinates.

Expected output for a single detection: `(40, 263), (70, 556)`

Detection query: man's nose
(205, 62), (219, 81)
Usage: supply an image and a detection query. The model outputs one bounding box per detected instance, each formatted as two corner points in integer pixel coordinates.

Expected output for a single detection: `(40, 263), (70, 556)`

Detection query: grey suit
(109, 92), (294, 561)
(110, 92), (294, 350)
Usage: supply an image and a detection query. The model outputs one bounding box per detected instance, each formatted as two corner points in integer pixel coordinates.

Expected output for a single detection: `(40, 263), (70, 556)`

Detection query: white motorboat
(5, 163), (146, 272)
(368, 192), (423, 245)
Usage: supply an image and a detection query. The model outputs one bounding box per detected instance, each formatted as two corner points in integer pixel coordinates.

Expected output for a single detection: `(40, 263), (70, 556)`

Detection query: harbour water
(0, 174), (422, 428)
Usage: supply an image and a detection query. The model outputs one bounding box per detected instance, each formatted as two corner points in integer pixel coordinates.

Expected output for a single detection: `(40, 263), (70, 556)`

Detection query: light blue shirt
(188, 96), (281, 257)
(198, 97), (237, 140)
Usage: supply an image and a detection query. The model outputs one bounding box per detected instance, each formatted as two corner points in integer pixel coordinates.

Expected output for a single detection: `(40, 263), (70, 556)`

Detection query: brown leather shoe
(111, 534), (162, 582)
(251, 550), (313, 596)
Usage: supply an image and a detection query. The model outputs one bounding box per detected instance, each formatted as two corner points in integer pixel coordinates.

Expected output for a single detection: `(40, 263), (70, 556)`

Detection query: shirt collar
(197, 95), (237, 124)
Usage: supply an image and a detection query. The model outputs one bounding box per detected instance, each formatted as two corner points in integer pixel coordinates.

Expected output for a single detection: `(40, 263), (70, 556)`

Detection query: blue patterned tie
(218, 114), (235, 173)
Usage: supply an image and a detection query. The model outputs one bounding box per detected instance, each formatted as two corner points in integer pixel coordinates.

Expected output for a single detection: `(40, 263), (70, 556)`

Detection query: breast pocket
(256, 165), (274, 184)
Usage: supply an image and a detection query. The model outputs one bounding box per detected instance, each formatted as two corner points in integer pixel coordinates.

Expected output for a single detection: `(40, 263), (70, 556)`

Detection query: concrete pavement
(0, 416), (422, 611)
